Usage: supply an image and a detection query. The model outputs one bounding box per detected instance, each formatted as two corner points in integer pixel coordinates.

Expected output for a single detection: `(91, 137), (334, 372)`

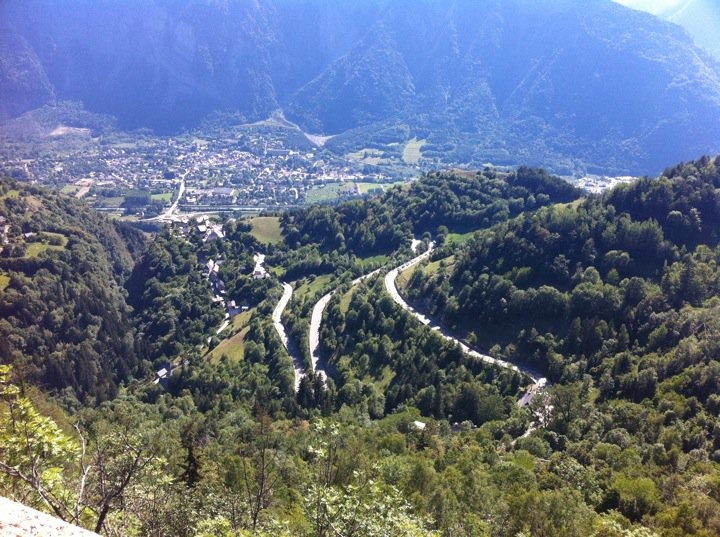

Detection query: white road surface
(383, 244), (548, 406)
(308, 291), (333, 383)
(273, 282), (305, 392)
(307, 268), (383, 384)
(154, 172), (187, 221)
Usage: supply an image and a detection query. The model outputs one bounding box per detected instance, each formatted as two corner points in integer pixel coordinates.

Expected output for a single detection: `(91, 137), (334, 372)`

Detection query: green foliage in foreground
(4, 161), (720, 536)
(2, 364), (669, 537)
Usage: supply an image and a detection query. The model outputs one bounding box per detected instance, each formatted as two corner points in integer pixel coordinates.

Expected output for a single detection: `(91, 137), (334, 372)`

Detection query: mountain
(0, 27), (56, 119)
(1, 0), (720, 174)
(664, 0), (720, 60)
(616, 0), (720, 60)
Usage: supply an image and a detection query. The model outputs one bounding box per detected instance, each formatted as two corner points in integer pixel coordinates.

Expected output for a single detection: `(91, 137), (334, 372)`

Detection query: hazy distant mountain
(2, 0), (720, 174)
(0, 27), (55, 119)
(664, 0), (720, 60)
(616, 0), (720, 60)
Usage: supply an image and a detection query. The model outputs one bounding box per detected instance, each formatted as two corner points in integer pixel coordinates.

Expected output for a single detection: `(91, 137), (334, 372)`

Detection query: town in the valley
(0, 108), (636, 223)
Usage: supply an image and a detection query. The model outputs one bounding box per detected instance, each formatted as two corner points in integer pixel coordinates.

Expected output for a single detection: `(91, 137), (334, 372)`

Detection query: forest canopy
(2, 159), (720, 535)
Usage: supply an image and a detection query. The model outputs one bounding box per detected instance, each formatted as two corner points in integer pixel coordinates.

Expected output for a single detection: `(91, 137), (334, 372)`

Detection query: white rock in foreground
(0, 497), (99, 537)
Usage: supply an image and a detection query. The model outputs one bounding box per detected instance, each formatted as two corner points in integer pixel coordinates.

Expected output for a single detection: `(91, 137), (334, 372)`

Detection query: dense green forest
(281, 166), (580, 256)
(318, 278), (525, 424)
(0, 179), (144, 402)
(3, 161), (720, 536)
(403, 155), (720, 534)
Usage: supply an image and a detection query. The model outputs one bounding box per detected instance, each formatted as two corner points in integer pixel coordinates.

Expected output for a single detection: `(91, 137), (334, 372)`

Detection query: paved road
(155, 172), (187, 221)
(272, 282), (305, 392)
(308, 292), (333, 383)
(216, 318), (230, 334)
(383, 243), (435, 324)
(383, 245), (548, 403)
(307, 268), (383, 384)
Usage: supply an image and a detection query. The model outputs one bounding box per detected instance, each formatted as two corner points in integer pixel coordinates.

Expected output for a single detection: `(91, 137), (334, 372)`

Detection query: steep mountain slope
(0, 28), (55, 120)
(665, 0), (720, 60)
(0, 179), (146, 402)
(300, 0), (720, 173)
(5, 158), (720, 535)
(617, 0), (720, 60)
(403, 157), (720, 446)
(1, 0), (719, 173)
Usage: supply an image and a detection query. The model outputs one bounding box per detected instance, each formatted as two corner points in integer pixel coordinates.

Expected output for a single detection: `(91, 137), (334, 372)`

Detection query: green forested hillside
(318, 278), (524, 424)
(4, 162), (720, 536)
(403, 155), (720, 534)
(282, 167), (580, 256)
(0, 178), (144, 401)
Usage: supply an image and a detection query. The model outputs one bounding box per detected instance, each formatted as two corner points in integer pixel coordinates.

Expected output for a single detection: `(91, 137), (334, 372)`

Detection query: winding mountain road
(308, 292), (333, 383)
(383, 243), (548, 405)
(272, 282), (305, 391)
(283, 238), (548, 413)
(307, 268), (384, 385)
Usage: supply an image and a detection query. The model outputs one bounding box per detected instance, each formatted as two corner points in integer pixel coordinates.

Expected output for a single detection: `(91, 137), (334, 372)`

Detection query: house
(153, 364), (173, 389)
(203, 224), (225, 242)
(205, 259), (220, 277)
(227, 300), (243, 317)
(267, 148), (291, 157)
(212, 187), (236, 199)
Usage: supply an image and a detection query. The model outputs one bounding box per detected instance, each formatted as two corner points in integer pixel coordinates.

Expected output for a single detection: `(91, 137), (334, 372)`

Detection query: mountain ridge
(1, 0), (720, 174)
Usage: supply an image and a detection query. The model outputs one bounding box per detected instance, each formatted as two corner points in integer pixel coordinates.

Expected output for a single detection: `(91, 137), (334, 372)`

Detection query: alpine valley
(2, 1), (720, 537)
(2, 0), (720, 174)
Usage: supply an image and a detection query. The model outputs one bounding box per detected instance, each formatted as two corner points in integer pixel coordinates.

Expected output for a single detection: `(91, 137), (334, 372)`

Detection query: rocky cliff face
(1, 0), (720, 173)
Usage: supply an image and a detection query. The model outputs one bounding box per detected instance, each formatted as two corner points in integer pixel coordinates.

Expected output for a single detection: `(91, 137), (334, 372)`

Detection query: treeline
(281, 167), (581, 257)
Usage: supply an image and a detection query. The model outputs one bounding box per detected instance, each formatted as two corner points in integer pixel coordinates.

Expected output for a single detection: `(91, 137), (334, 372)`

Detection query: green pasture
(402, 138), (426, 164)
(249, 216), (283, 245)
